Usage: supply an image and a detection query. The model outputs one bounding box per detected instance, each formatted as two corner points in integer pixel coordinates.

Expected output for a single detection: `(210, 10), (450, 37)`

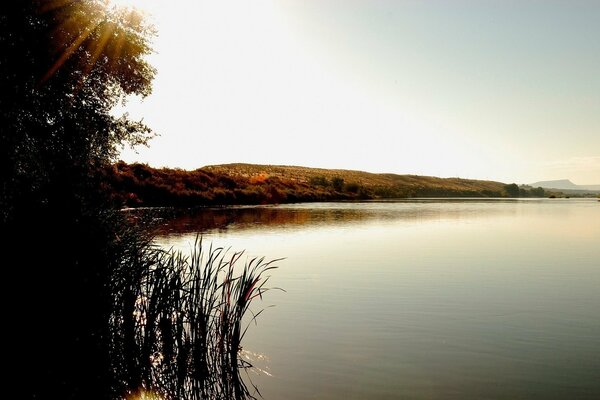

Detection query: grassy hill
(204, 163), (508, 198)
(103, 162), (544, 208)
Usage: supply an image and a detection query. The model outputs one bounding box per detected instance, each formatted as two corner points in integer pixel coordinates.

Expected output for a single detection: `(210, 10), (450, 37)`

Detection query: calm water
(156, 199), (600, 399)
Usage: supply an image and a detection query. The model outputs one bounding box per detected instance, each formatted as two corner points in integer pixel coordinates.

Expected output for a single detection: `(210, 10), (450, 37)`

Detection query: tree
(531, 187), (545, 197)
(1, 0), (155, 223)
(1, 2), (155, 397)
(504, 183), (520, 197)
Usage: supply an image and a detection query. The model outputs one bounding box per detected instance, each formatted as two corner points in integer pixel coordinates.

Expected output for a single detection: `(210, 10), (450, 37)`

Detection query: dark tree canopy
(1, 0), (155, 224)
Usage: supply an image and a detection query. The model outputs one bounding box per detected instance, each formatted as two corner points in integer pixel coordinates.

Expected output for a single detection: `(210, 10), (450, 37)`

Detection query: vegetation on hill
(104, 162), (551, 208)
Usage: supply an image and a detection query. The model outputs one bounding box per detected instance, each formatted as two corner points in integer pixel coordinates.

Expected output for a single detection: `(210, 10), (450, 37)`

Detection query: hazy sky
(115, 0), (600, 184)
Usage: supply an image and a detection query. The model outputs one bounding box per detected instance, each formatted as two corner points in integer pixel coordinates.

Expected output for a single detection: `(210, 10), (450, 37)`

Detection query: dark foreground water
(156, 199), (600, 399)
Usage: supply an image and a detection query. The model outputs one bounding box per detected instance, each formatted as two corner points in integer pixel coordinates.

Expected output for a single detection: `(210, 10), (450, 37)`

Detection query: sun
(107, 0), (148, 11)
(40, 0), (156, 85)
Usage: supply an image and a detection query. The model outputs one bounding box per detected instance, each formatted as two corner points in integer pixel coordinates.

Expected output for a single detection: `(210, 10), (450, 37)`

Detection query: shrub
(331, 177), (344, 191)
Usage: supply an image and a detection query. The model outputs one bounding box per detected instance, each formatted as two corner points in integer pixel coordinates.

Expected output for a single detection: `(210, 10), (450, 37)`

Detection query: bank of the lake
(104, 162), (564, 208)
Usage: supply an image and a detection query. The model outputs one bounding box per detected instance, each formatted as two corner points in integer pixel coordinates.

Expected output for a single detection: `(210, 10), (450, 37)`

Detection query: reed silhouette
(109, 233), (280, 399)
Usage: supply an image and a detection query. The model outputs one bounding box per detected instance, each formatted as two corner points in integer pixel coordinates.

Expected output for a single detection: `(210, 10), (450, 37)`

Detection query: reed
(109, 232), (279, 399)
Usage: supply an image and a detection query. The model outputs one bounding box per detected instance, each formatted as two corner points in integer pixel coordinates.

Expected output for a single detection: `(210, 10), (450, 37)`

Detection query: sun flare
(108, 0), (147, 11)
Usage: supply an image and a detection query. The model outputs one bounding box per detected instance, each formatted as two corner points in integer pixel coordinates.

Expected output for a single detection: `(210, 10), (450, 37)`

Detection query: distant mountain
(530, 179), (579, 190)
(530, 179), (600, 192)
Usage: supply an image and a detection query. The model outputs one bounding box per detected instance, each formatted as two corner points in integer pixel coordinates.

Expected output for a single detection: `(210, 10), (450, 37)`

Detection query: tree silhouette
(1, 0), (155, 222)
(1, 1), (155, 398)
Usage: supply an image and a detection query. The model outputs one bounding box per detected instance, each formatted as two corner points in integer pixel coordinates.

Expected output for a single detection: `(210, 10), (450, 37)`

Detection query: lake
(155, 199), (600, 399)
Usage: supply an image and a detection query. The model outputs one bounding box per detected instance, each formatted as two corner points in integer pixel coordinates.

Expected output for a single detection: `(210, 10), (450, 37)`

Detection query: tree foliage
(1, 0), (155, 223)
(504, 183), (520, 197)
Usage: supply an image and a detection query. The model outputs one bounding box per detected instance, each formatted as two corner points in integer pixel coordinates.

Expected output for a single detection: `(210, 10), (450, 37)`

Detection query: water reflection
(156, 199), (527, 236)
(154, 199), (600, 400)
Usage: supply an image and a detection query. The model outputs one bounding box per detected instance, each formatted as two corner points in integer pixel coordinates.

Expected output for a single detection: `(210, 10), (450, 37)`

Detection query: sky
(114, 0), (600, 184)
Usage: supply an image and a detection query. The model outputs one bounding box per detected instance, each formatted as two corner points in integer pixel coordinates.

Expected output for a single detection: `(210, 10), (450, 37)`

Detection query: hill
(531, 179), (579, 190)
(103, 162), (548, 208)
(203, 163), (508, 198)
(531, 179), (600, 194)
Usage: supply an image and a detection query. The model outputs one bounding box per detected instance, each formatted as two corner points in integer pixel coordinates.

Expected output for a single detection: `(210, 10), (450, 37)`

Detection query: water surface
(157, 199), (600, 399)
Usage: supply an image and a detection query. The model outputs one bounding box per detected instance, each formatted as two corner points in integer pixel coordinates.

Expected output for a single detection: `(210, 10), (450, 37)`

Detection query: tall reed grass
(109, 231), (279, 399)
